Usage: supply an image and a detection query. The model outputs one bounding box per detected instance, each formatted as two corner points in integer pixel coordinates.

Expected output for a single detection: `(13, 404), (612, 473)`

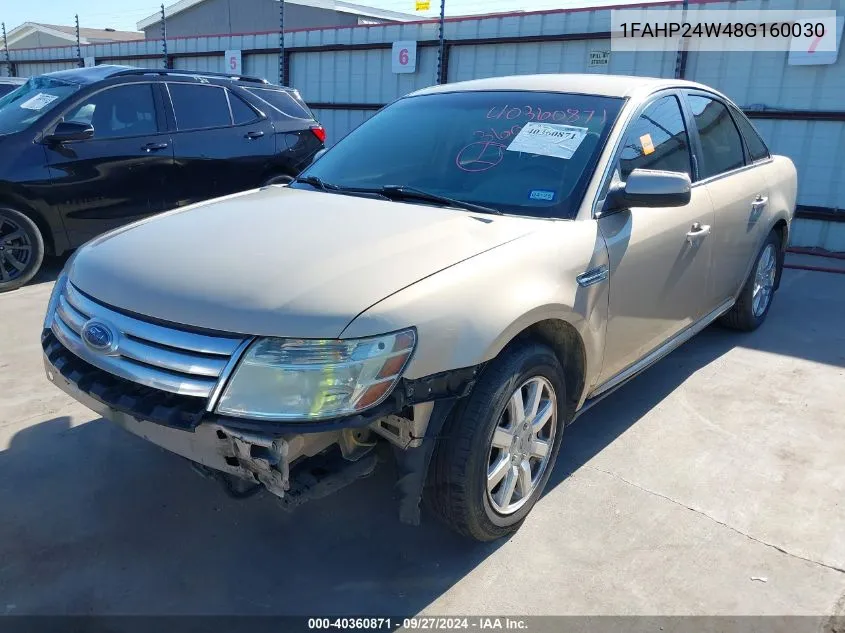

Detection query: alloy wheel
(0, 217), (33, 284)
(486, 376), (557, 515)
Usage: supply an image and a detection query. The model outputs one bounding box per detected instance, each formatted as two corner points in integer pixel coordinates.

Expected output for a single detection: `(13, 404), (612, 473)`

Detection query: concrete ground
(1, 260), (844, 619)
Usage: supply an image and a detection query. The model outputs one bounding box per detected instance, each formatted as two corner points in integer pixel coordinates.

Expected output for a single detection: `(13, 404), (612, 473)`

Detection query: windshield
(297, 90), (624, 219)
(0, 76), (80, 135)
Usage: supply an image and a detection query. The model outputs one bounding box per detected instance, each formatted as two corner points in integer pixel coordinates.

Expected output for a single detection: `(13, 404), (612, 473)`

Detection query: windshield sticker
(529, 190), (556, 201)
(506, 122), (589, 160)
(640, 133), (656, 155)
(19, 93), (60, 111)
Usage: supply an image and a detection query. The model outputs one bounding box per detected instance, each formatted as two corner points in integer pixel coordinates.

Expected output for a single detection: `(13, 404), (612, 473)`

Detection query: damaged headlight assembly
(215, 328), (416, 421)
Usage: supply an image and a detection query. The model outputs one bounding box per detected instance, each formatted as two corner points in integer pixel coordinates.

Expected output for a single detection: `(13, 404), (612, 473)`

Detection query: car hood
(69, 187), (536, 338)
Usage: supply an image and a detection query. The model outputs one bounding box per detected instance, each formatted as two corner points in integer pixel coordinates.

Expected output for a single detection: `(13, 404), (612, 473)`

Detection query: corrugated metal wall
(3, 0), (843, 249)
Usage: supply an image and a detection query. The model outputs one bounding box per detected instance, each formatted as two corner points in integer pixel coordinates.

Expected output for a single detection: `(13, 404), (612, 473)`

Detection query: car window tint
(64, 84), (158, 140)
(730, 107), (770, 162)
(688, 95), (746, 178)
(619, 95), (692, 180)
(168, 83), (231, 130)
(247, 88), (312, 120)
(229, 91), (258, 125)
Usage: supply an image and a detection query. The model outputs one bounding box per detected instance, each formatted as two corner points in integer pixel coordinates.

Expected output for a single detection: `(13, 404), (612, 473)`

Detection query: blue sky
(1, 0), (661, 34)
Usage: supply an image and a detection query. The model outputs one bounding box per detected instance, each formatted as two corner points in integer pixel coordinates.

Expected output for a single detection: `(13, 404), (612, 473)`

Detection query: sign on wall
(416, 0), (430, 10)
(225, 49), (243, 74)
(392, 41), (417, 74)
(588, 50), (610, 68)
(788, 16), (844, 66)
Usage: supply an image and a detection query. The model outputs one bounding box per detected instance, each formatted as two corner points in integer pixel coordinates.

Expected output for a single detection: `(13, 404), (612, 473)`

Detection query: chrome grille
(50, 282), (246, 399)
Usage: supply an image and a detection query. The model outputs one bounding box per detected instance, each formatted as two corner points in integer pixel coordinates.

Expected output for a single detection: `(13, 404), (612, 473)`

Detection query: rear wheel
(720, 230), (781, 331)
(424, 343), (566, 541)
(0, 207), (44, 293)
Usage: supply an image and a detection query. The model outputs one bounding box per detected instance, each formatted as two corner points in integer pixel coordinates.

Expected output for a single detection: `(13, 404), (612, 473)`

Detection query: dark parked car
(0, 65), (325, 291)
(0, 77), (27, 98)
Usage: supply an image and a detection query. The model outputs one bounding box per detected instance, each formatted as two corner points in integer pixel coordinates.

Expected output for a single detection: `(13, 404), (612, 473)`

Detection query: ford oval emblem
(81, 320), (119, 354)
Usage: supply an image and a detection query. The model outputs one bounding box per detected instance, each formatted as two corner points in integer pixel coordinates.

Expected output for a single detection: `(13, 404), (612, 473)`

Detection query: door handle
(142, 142), (168, 152)
(751, 195), (768, 212)
(245, 131), (265, 139)
(686, 222), (711, 244)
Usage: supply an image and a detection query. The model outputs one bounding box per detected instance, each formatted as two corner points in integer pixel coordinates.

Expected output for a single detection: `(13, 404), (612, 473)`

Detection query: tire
(720, 230), (781, 332)
(263, 174), (294, 186)
(424, 342), (566, 541)
(0, 207), (45, 293)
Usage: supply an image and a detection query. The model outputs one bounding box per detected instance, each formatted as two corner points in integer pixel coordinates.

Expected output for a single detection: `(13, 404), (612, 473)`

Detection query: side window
(687, 95), (746, 179)
(168, 83), (231, 130)
(730, 107), (770, 163)
(246, 88), (313, 120)
(619, 95), (692, 180)
(228, 90), (259, 125)
(64, 84), (158, 139)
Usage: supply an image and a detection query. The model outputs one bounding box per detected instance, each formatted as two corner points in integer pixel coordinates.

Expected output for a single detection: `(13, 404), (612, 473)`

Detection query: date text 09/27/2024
(307, 617), (529, 630)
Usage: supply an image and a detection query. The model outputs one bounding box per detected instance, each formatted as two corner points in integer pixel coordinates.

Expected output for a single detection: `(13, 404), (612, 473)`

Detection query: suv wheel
(0, 207), (45, 293)
(425, 342), (566, 541)
(720, 230), (781, 332)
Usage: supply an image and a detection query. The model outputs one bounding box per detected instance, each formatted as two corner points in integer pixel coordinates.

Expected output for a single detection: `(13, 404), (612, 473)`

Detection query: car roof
(409, 73), (723, 102)
(40, 65), (285, 89)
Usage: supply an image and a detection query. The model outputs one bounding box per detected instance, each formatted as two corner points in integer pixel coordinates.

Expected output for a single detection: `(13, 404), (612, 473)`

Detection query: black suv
(0, 65), (325, 291)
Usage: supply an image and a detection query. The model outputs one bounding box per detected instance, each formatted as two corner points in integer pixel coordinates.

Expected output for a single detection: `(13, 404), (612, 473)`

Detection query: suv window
(619, 95), (692, 180)
(247, 88), (312, 120)
(168, 83), (231, 130)
(64, 84), (158, 139)
(730, 106), (770, 162)
(228, 91), (258, 125)
(0, 76), (80, 135)
(687, 94), (746, 179)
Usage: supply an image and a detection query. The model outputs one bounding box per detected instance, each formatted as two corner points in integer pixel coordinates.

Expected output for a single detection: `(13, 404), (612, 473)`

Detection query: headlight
(215, 328), (416, 421)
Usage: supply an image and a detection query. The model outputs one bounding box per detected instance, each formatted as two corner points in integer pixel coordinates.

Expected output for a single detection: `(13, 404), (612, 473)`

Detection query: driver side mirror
(45, 121), (95, 144)
(603, 169), (691, 213)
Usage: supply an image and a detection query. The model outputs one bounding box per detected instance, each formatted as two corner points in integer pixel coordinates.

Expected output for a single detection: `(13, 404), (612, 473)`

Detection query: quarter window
(64, 84), (158, 139)
(168, 83), (231, 130)
(730, 107), (770, 162)
(619, 95), (692, 180)
(229, 91), (258, 125)
(687, 95), (746, 179)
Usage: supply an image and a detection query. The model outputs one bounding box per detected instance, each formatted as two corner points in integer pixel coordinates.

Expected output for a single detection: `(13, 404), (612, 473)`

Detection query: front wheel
(424, 343), (566, 541)
(720, 230), (781, 332)
(0, 207), (45, 293)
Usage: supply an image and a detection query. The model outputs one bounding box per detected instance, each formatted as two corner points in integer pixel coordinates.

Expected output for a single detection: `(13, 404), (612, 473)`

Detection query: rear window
(247, 88), (313, 120)
(168, 83), (231, 130)
(299, 90), (624, 219)
(0, 76), (80, 135)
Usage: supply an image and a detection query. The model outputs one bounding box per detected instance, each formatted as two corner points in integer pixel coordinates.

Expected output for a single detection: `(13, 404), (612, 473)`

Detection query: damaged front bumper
(42, 330), (479, 522)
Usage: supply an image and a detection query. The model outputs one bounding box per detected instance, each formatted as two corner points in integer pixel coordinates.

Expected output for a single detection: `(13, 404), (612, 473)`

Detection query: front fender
(340, 219), (610, 402)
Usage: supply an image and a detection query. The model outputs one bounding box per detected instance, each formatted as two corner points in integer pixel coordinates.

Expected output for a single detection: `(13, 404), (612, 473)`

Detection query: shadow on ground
(0, 270), (841, 614)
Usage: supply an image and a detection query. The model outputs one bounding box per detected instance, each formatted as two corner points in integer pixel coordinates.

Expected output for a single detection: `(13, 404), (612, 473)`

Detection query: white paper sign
(19, 93), (60, 111)
(789, 16), (844, 66)
(225, 49), (243, 74)
(589, 51), (610, 67)
(392, 41), (417, 74)
(506, 123), (589, 160)
(83, 56), (96, 68)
